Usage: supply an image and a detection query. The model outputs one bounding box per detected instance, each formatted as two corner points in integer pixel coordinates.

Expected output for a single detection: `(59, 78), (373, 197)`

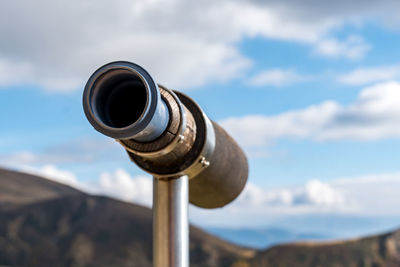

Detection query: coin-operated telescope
(83, 61), (248, 267)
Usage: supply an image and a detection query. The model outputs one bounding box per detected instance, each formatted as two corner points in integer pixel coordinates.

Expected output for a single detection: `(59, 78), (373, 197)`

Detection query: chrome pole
(153, 176), (189, 267)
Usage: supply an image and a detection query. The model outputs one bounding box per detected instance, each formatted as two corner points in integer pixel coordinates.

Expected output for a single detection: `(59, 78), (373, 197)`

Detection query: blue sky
(1, 0), (400, 236)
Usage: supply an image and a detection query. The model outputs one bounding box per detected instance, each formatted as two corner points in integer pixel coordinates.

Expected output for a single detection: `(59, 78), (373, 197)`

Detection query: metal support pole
(153, 175), (189, 267)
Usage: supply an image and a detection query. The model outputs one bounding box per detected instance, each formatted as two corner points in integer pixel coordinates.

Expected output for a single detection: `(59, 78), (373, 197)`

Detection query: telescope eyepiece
(83, 61), (248, 208)
(83, 61), (169, 141)
(92, 69), (148, 128)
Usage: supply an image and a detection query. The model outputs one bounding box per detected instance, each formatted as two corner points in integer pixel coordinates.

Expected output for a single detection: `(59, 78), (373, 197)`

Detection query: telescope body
(83, 61), (248, 208)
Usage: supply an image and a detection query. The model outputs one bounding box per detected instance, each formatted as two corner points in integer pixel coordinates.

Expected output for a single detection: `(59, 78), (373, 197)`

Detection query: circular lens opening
(92, 69), (148, 128)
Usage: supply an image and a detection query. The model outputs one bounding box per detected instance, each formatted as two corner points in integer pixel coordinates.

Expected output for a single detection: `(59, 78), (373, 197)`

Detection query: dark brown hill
(247, 230), (400, 267)
(2, 167), (400, 267)
(0, 168), (82, 206)
(0, 168), (254, 267)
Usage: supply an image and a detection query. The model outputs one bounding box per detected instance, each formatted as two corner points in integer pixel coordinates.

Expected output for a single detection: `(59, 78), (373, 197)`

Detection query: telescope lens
(104, 79), (147, 128)
(83, 61), (168, 141)
(93, 70), (148, 129)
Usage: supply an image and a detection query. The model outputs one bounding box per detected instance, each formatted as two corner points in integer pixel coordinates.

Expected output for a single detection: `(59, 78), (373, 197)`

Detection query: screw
(200, 157), (210, 168)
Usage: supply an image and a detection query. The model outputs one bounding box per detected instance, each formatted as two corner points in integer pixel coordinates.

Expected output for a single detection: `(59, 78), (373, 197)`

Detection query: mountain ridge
(0, 167), (254, 267)
(247, 227), (400, 266)
(1, 166), (400, 267)
(0, 167), (82, 206)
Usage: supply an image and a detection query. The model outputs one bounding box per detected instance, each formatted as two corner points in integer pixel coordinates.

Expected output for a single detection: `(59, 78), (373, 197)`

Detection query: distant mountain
(245, 230), (400, 267)
(1, 167), (400, 267)
(207, 227), (331, 249)
(271, 214), (400, 239)
(0, 168), (254, 267)
(207, 215), (400, 250)
(0, 168), (82, 206)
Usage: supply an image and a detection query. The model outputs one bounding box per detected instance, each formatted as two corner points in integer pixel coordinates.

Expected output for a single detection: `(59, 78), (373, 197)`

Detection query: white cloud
(328, 172), (400, 215)
(0, 150), (89, 166)
(237, 180), (345, 208)
(314, 36), (371, 60)
(248, 69), (309, 87)
(90, 169), (152, 207)
(16, 164), (400, 228)
(35, 164), (82, 188)
(191, 171), (400, 227)
(221, 100), (341, 146)
(339, 64), (400, 85)
(22, 164), (346, 212)
(300, 180), (345, 206)
(23, 165), (153, 207)
(0, 59), (33, 86)
(0, 138), (121, 167)
(0, 151), (39, 166)
(0, 1), (253, 91)
(221, 81), (400, 147)
(10, 163), (346, 211)
(26, 165), (345, 212)
(20, 164), (84, 190)
(1, 0), (395, 91)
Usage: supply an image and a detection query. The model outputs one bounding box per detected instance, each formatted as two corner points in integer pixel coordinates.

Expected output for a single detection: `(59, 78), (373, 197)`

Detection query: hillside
(247, 230), (400, 267)
(1, 167), (400, 267)
(0, 168), (82, 206)
(0, 168), (254, 267)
